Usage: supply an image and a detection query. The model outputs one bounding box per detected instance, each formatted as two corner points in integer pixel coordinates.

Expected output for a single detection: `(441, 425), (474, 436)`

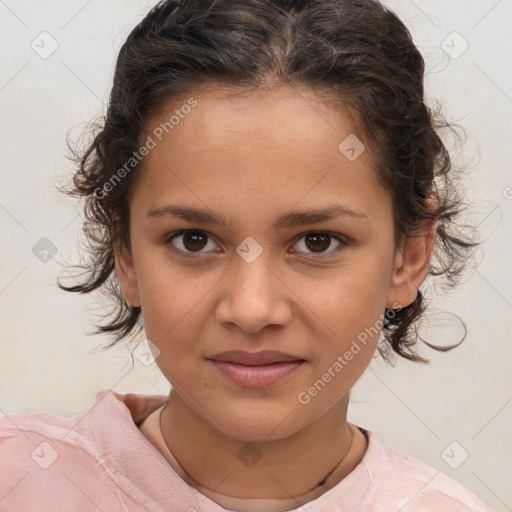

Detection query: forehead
(132, 83), (390, 227)
(148, 82), (359, 158)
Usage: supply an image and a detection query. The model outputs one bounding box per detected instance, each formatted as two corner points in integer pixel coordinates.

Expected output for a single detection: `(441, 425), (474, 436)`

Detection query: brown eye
(165, 230), (348, 258)
(305, 233), (331, 252)
(293, 232), (347, 257)
(167, 230), (218, 254)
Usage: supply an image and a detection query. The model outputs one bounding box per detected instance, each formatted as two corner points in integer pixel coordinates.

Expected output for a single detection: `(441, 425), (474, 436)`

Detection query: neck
(160, 390), (366, 500)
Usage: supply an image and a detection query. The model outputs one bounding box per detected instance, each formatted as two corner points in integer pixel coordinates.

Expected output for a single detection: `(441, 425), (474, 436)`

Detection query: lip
(209, 350), (305, 365)
(207, 350), (306, 388)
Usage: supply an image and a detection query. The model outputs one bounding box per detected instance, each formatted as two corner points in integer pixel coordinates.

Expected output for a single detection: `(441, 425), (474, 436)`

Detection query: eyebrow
(146, 204), (369, 231)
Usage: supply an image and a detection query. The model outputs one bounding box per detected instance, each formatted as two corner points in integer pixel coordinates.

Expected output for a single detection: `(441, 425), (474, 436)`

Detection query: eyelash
(164, 230), (350, 258)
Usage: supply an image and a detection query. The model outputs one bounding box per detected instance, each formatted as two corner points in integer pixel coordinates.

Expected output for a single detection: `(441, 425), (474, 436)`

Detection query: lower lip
(209, 360), (305, 388)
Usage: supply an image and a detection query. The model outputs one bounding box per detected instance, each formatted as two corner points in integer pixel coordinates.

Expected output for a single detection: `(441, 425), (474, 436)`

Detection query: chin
(211, 405), (304, 443)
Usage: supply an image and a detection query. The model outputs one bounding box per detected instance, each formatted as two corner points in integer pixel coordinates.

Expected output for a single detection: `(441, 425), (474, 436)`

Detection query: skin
(115, 82), (436, 501)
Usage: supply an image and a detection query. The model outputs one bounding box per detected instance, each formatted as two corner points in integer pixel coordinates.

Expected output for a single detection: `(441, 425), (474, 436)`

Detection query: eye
(166, 230), (220, 255)
(291, 231), (348, 257)
(165, 229), (348, 258)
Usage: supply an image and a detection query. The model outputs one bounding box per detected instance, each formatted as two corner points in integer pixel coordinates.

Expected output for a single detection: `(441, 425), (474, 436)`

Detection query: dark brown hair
(58, 0), (479, 363)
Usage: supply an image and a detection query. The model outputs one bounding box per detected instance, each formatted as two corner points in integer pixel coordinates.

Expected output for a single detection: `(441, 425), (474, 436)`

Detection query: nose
(215, 252), (293, 334)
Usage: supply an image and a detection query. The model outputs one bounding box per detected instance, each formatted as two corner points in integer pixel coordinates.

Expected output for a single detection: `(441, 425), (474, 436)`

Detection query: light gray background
(0, 1), (511, 510)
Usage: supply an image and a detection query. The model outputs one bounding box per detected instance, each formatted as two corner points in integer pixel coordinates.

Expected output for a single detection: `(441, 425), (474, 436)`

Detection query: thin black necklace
(159, 404), (356, 496)
(303, 424), (355, 493)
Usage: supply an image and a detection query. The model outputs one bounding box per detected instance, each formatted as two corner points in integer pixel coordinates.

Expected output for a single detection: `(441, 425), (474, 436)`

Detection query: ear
(114, 243), (141, 307)
(385, 210), (437, 309)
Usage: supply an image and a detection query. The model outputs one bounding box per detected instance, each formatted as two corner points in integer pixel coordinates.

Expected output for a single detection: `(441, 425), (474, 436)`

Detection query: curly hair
(58, 0), (479, 363)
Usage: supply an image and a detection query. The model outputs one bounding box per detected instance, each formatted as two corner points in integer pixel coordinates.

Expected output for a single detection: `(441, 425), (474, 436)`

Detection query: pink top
(0, 389), (493, 511)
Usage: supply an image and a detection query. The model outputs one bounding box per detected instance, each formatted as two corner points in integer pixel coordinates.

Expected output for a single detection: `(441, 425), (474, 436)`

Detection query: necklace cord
(159, 403), (357, 497)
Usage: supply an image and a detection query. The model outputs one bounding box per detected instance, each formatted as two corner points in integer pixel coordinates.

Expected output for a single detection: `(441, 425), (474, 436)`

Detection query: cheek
(136, 256), (217, 346)
(293, 259), (390, 377)
(295, 277), (384, 414)
(295, 258), (390, 332)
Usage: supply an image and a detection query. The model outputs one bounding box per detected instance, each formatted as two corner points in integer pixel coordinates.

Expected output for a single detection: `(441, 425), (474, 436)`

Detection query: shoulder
(0, 390), (193, 512)
(0, 389), (117, 462)
(364, 430), (494, 511)
(0, 391), (131, 510)
(0, 403), (100, 468)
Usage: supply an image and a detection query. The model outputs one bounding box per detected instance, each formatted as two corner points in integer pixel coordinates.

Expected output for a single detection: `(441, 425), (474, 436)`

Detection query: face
(116, 82), (430, 442)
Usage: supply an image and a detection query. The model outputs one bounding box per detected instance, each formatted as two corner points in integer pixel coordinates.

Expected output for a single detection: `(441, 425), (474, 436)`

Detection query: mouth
(206, 350), (306, 388)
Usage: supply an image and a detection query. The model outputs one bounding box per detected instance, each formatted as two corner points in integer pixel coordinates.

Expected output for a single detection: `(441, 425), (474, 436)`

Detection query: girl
(0, 0), (494, 510)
